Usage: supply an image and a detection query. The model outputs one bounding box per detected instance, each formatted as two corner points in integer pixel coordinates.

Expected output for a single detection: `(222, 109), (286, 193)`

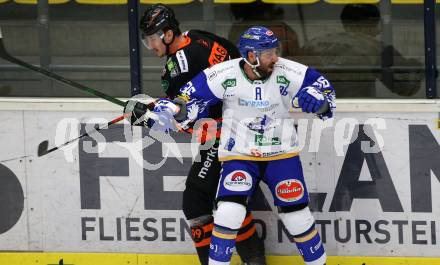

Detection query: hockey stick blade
(37, 140), (50, 157)
(0, 27), (125, 107)
(37, 114), (128, 157)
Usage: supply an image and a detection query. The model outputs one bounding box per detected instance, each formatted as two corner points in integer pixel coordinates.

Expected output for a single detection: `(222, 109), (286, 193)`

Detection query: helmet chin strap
(244, 56), (262, 79)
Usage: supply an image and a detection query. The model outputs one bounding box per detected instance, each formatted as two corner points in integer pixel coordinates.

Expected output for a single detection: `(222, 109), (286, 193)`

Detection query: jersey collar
(169, 35), (191, 54)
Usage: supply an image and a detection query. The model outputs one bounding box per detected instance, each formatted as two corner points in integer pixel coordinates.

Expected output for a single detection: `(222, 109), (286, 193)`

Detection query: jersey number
(208, 42), (227, 66)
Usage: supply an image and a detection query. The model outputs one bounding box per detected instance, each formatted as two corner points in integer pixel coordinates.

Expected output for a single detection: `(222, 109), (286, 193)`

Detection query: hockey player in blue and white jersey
(129, 26), (335, 265)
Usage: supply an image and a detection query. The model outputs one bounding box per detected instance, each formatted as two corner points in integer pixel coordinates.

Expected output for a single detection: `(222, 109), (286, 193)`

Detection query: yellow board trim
(324, 0), (379, 3)
(262, 0), (319, 3)
(1, 253), (440, 265)
(392, 0), (440, 3)
(219, 152), (298, 162)
(75, 0), (126, 4)
(140, 0), (194, 4)
(215, 0), (256, 3)
(14, 0), (69, 3)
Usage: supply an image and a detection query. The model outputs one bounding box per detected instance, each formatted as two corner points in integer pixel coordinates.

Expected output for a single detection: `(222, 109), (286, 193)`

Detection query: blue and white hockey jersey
(177, 57), (336, 161)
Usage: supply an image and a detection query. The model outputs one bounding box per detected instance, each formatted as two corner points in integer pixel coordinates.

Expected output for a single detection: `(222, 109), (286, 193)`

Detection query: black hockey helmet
(140, 4), (180, 36)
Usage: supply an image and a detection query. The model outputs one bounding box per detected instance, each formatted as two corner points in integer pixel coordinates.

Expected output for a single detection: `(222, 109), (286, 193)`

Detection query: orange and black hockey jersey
(161, 30), (240, 102)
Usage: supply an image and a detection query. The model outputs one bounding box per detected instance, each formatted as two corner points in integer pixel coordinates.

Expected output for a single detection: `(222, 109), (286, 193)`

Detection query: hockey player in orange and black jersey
(159, 29), (240, 100)
(135, 4), (266, 265)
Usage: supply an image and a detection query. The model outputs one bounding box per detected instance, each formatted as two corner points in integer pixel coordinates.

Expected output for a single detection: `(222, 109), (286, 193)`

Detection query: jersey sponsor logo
(250, 148), (262, 157)
(210, 243), (234, 256)
(261, 150), (286, 157)
(275, 179), (304, 202)
(255, 134), (281, 146)
(224, 90), (235, 99)
(250, 149), (286, 157)
(223, 170), (252, 191)
(176, 50), (189, 73)
(310, 239), (323, 255)
(304, 87), (325, 100)
(238, 98), (270, 108)
(166, 58), (175, 71)
(225, 137), (235, 151)
(242, 33), (260, 40)
(161, 80), (169, 92)
(222, 78), (236, 89)
(198, 145), (218, 179)
(216, 65), (234, 75)
(277, 75), (290, 96)
(208, 71), (217, 81)
(260, 103), (279, 112)
(246, 115), (276, 134)
(167, 58), (180, 78)
(208, 42), (227, 66)
(275, 64), (302, 75)
(276, 75), (290, 85)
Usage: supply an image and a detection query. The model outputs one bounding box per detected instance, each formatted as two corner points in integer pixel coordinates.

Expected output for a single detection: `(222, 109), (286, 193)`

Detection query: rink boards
(0, 98), (439, 265)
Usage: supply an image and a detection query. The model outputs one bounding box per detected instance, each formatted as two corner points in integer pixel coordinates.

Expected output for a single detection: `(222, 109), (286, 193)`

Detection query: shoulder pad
(275, 57), (307, 77)
(205, 59), (239, 82)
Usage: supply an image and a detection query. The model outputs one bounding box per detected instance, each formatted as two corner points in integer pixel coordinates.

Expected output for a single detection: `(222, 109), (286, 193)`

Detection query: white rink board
(0, 99), (439, 257)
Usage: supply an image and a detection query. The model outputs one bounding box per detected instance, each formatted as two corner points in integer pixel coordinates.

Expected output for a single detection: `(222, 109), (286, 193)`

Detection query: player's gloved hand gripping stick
(293, 86), (330, 115)
(124, 97), (185, 133)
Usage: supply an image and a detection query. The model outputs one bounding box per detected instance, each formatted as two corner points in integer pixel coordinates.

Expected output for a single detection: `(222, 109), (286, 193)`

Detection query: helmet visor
(258, 47), (280, 60)
(141, 32), (164, 50)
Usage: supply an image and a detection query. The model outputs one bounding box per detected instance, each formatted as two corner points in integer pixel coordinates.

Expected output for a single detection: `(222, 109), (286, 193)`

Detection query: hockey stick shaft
(38, 113), (131, 157)
(0, 28), (125, 107)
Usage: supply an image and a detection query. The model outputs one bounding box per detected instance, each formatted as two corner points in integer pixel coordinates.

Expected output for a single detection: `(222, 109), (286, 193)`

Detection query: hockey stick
(0, 155), (31, 164)
(37, 101), (162, 157)
(37, 112), (132, 157)
(0, 27), (125, 107)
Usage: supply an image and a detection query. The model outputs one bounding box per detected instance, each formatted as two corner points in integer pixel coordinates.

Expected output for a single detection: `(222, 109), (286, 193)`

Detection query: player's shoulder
(170, 34), (211, 74)
(274, 57), (309, 78)
(204, 58), (241, 82)
(186, 29), (219, 41)
(185, 30), (215, 49)
(179, 30), (218, 54)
